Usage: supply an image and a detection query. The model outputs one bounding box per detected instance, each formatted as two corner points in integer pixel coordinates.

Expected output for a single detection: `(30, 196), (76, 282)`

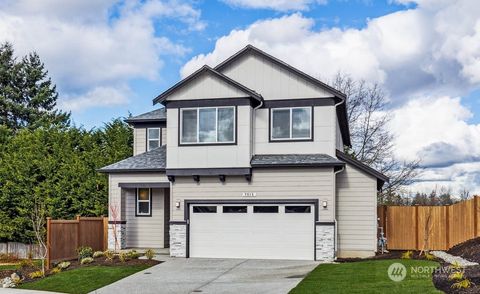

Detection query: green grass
(19, 265), (150, 294)
(290, 259), (441, 294)
(0, 259), (42, 270)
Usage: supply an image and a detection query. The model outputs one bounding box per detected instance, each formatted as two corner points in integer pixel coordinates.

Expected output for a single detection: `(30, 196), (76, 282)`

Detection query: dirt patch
(336, 251), (439, 263)
(1, 257), (161, 284)
(433, 262), (480, 293)
(448, 238), (480, 264)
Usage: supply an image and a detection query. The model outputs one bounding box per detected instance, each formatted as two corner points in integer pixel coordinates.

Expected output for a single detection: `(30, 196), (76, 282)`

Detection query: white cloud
(389, 95), (480, 194)
(59, 86), (130, 112)
(182, 1), (480, 100)
(181, 1), (480, 194)
(221, 0), (327, 11)
(0, 0), (203, 111)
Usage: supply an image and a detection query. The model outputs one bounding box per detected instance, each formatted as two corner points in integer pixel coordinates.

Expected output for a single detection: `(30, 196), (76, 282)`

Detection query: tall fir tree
(0, 42), (69, 131)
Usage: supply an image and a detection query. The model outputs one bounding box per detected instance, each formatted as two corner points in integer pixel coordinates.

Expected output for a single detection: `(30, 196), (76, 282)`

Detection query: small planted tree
(31, 198), (48, 275)
(109, 203), (120, 252)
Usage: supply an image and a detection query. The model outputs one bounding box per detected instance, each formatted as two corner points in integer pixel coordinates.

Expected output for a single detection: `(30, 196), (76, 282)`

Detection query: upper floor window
(180, 107), (235, 145)
(271, 107), (312, 141)
(147, 128), (161, 151)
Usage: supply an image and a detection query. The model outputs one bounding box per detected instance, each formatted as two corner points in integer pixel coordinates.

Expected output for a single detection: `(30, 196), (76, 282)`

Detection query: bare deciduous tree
(331, 73), (419, 204)
(31, 199), (48, 275)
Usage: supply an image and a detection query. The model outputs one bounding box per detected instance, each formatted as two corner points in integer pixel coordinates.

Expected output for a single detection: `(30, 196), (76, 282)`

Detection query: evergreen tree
(0, 42), (69, 131)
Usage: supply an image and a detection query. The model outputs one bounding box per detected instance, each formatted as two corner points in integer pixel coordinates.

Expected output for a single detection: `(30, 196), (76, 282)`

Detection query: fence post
(46, 217), (51, 270)
(474, 196), (479, 237)
(415, 206), (419, 250)
(445, 206), (450, 249)
(103, 216), (108, 251)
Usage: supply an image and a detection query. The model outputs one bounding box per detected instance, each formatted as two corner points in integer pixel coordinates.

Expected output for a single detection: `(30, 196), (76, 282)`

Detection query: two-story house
(100, 45), (388, 261)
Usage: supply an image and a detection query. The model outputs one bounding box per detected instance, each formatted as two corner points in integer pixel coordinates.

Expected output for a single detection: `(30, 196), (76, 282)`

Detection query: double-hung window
(271, 107), (312, 141)
(147, 128), (161, 151)
(136, 188), (151, 216)
(180, 107), (235, 144)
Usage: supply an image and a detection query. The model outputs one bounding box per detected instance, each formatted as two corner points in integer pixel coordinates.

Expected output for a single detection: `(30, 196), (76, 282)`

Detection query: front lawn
(290, 259), (441, 294)
(19, 265), (150, 294)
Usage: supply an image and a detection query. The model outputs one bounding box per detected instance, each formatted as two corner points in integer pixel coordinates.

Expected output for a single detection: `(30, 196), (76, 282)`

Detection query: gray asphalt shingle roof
(124, 108), (166, 123)
(251, 154), (344, 167)
(99, 146), (166, 173)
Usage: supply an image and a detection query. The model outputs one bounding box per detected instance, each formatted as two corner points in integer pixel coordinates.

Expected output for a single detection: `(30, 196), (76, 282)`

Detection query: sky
(1, 0), (480, 196)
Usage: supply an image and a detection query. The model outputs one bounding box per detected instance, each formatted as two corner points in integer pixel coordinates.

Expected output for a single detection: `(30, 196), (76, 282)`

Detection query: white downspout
(251, 98), (264, 158)
(333, 164), (345, 260)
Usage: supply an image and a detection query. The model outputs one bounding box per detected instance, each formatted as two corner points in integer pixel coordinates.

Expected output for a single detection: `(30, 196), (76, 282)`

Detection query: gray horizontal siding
(171, 168), (335, 222)
(336, 163), (377, 254)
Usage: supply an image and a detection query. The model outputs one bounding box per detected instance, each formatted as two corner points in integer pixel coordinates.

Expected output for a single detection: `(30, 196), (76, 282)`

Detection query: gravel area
(431, 250), (478, 267)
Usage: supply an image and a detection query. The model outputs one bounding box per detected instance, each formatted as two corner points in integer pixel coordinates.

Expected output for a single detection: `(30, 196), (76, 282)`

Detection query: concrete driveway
(92, 258), (319, 294)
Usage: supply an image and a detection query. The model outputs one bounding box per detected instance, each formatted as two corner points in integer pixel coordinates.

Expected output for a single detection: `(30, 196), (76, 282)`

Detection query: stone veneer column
(108, 222), (126, 250)
(316, 223), (335, 261)
(170, 223), (187, 257)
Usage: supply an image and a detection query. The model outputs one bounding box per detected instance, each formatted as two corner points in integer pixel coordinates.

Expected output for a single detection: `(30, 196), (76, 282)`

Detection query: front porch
(107, 180), (171, 251)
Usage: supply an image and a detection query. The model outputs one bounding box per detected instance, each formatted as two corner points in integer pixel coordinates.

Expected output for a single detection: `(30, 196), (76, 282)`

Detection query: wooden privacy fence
(47, 216), (108, 267)
(0, 242), (44, 259)
(378, 197), (480, 251)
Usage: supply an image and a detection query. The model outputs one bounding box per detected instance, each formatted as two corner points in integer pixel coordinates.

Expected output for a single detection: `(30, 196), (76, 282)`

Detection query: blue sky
(72, 0), (418, 129)
(1, 0), (480, 195)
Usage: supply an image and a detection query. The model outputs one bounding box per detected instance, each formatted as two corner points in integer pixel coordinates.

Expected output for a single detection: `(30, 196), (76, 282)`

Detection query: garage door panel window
(285, 206), (311, 213)
(223, 206), (247, 213)
(136, 188), (151, 216)
(253, 206), (279, 213)
(193, 206), (217, 213)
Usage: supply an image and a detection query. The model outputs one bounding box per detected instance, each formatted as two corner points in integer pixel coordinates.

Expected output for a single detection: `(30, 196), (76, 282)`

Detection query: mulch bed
(447, 238), (480, 264)
(1, 257), (161, 283)
(433, 262), (480, 293)
(336, 250), (438, 263)
(431, 237), (480, 293)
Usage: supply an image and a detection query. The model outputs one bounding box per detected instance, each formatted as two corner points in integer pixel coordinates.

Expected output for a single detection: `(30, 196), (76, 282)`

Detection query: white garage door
(189, 203), (315, 260)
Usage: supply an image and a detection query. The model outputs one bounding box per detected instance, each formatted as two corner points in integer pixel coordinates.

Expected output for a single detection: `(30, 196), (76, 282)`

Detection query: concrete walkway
(92, 258), (319, 294)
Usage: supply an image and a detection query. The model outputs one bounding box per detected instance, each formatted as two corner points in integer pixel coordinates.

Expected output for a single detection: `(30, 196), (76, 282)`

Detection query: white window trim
(180, 106), (236, 145)
(136, 188), (151, 216)
(147, 128), (161, 151)
(270, 107), (312, 141)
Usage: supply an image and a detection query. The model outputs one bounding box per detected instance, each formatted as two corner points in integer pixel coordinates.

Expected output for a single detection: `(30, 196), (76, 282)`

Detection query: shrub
(0, 253), (19, 263)
(57, 261), (71, 269)
(425, 252), (436, 261)
(451, 279), (473, 289)
(77, 246), (93, 260)
(80, 257), (94, 265)
(119, 252), (128, 263)
(93, 251), (104, 258)
(401, 251), (413, 259)
(127, 250), (140, 259)
(104, 250), (115, 261)
(50, 267), (62, 274)
(450, 261), (462, 270)
(17, 259), (35, 269)
(144, 249), (155, 260)
(449, 271), (464, 281)
(29, 270), (44, 279)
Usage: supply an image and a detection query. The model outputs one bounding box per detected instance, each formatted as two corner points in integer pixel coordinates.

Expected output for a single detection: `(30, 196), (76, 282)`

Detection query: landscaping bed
(447, 237), (480, 264)
(337, 250), (439, 263)
(432, 262), (480, 293)
(1, 248), (161, 291)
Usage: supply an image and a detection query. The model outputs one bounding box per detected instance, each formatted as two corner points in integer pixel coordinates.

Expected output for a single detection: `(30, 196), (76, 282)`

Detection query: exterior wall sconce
(322, 201), (328, 209)
(175, 201), (181, 209)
